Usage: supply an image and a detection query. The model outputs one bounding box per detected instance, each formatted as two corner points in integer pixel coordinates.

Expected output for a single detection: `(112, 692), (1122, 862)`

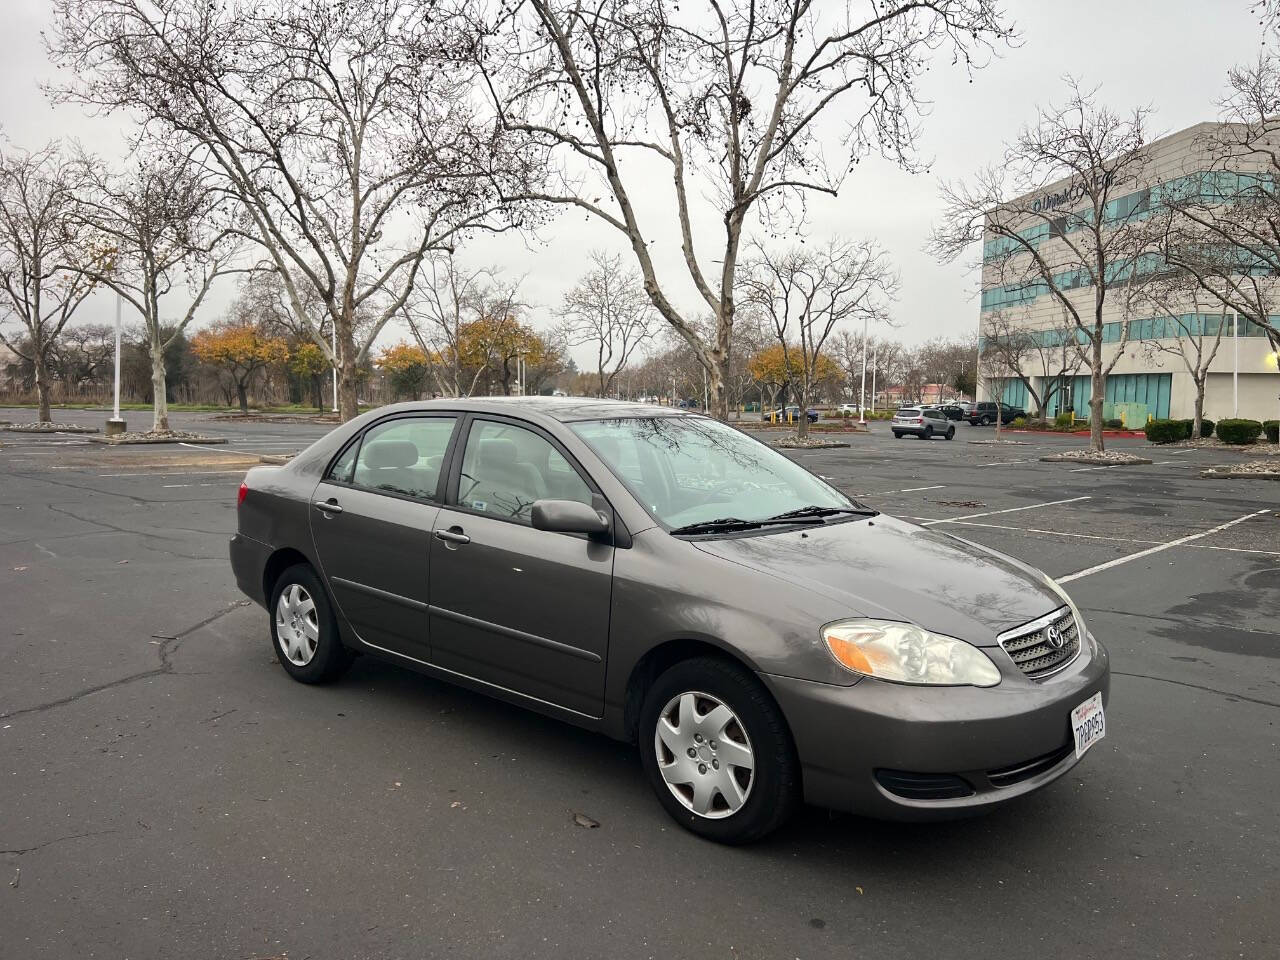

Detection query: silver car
(892, 407), (955, 440)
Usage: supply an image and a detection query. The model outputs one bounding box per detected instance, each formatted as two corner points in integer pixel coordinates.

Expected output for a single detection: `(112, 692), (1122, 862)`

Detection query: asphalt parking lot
(2, 407), (1278, 960)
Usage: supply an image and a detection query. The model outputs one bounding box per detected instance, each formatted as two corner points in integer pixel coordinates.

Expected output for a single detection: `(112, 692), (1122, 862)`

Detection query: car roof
(366, 396), (691, 424)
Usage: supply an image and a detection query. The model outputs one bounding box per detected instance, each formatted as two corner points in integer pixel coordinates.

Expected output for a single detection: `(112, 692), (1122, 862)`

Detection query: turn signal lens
(237, 482), (248, 507)
(821, 620), (1001, 687)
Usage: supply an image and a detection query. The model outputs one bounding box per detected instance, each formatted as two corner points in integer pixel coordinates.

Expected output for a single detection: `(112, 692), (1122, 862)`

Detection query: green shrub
(1054, 411), (1074, 428)
(1144, 419), (1188, 444)
(1009, 416), (1027, 427)
(1200, 418), (1215, 438)
(1264, 420), (1279, 444)
(1216, 418), (1263, 445)
(1104, 418), (1123, 429)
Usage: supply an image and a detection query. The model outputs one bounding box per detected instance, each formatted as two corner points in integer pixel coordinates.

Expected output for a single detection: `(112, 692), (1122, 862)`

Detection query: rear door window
(349, 416), (457, 501)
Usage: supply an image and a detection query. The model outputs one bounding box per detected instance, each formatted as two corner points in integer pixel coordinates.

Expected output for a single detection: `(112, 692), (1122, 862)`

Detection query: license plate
(1071, 692), (1106, 758)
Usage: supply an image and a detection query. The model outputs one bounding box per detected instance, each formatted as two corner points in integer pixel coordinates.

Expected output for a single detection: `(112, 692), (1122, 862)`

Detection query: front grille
(987, 742), (1073, 788)
(997, 607), (1080, 679)
(875, 769), (974, 800)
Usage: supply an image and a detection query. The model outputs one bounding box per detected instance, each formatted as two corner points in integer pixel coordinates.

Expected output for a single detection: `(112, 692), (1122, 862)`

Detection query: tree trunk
(34, 351), (53, 423)
(707, 356), (728, 421)
(312, 375), (322, 412)
(338, 320), (359, 421)
(1087, 334), (1105, 452)
(796, 381), (810, 440)
(150, 345), (170, 432)
(1192, 381), (1205, 440)
(237, 381), (249, 414)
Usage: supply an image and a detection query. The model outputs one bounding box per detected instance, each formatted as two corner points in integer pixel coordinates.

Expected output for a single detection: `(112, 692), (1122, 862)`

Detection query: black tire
(638, 656), (799, 844)
(981, 415), (992, 426)
(923, 426), (934, 439)
(892, 431), (903, 439)
(269, 563), (353, 684)
(946, 427), (955, 440)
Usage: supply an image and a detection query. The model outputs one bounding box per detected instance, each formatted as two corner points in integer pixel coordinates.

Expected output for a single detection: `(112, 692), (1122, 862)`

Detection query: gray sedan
(230, 397), (1109, 843)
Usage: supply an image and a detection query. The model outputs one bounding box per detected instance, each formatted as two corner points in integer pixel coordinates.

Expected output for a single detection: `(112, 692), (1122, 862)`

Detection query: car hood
(691, 515), (1062, 646)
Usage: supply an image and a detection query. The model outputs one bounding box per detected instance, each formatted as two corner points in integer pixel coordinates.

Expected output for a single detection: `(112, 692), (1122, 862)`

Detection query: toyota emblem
(1045, 624), (1065, 649)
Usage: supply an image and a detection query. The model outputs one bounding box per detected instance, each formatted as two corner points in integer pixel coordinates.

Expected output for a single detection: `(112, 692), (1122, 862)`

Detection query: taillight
(914, 417), (923, 424)
(238, 482), (248, 506)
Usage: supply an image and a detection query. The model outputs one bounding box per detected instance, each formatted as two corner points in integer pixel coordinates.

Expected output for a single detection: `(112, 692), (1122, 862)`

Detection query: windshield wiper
(765, 505), (879, 521)
(669, 515), (827, 535)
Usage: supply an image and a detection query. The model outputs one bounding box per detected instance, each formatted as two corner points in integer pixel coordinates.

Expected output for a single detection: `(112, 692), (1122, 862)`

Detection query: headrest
(476, 437), (520, 471)
(363, 440), (418, 469)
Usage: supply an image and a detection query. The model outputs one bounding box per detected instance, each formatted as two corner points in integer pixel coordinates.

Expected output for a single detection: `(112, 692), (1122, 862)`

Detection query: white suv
(891, 407), (955, 440)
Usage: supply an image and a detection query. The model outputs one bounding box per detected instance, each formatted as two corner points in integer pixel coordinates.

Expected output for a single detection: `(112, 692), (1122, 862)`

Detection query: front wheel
(639, 657), (799, 844)
(946, 427), (955, 440)
(270, 563), (353, 684)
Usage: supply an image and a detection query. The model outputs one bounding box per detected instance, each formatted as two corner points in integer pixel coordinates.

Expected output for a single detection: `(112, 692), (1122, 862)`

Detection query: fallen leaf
(450, 801), (462, 809)
(855, 886), (863, 895)
(116, 559), (129, 564)
(572, 812), (600, 829)
(12, 566), (27, 572)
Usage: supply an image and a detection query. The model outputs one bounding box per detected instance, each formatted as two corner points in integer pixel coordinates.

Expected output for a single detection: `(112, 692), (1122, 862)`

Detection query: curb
(85, 435), (228, 445)
(774, 441), (851, 449)
(1039, 455), (1153, 466)
(257, 454), (294, 465)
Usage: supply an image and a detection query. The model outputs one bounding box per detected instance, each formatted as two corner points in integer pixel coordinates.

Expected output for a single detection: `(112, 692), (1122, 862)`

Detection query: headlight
(822, 619), (1002, 687)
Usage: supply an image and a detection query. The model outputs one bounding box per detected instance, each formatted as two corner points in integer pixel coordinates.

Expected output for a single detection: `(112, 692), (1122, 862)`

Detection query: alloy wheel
(275, 583), (320, 666)
(654, 691), (755, 819)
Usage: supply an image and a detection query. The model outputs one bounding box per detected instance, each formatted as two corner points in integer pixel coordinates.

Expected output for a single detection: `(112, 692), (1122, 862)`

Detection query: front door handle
(314, 499), (343, 515)
(435, 527), (470, 546)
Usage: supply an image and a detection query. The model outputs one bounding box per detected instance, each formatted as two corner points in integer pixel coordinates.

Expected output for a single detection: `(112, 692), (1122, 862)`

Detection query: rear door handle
(314, 499), (343, 515)
(435, 528), (470, 545)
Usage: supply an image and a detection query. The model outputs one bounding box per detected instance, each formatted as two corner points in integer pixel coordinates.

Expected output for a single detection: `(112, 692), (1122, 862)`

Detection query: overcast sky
(0, 0), (1268, 361)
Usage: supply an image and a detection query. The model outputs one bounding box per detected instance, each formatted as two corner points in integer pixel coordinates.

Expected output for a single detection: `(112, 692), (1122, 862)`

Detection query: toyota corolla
(230, 398), (1109, 843)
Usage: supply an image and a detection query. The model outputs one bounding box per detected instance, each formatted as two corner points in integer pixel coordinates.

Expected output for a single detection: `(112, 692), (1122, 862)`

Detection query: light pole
(871, 342), (878, 414)
(1232, 310), (1239, 418)
(106, 292), (126, 436)
(330, 324), (338, 414)
(858, 314), (868, 425)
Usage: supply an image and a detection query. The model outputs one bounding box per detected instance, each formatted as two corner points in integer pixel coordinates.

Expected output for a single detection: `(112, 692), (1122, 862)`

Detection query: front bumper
(762, 635), (1110, 820)
(229, 533), (272, 608)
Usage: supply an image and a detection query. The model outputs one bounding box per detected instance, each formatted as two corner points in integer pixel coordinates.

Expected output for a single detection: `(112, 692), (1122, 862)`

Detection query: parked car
(763, 405), (819, 424)
(836, 403), (860, 415)
(968, 401), (1026, 426)
(892, 406), (955, 440)
(937, 404), (968, 421)
(231, 397), (1109, 843)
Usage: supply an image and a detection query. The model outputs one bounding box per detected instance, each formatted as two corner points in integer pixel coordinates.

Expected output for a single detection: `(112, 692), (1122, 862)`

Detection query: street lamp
(858, 314), (868, 425)
(106, 292), (126, 436)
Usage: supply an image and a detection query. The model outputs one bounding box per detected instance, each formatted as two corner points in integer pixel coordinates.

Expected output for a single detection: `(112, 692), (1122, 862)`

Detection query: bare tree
(1131, 275), (1230, 437)
(1158, 57), (1280, 357)
(559, 251), (657, 398)
(980, 310), (1083, 418)
(75, 153), (240, 431)
(0, 143), (101, 423)
(932, 79), (1158, 452)
(402, 255), (502, 398)
(49, 0), (530, 421)
(476, 0), (1011, 420)
(741, 237), (897, 438)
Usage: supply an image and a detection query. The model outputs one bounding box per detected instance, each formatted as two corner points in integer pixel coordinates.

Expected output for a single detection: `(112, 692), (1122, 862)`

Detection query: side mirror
(531, 499), (611, 537)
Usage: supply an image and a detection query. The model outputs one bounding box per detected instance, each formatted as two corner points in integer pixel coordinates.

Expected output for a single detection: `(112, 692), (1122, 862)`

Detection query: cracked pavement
(1, 408), (1278, 960)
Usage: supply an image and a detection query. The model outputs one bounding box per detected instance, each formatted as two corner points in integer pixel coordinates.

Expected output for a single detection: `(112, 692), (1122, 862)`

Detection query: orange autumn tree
(377, 341), (434, 400)
(748, 344), (839, 414)
(192, 321), (289, 413)
(289, 341), (329, 411)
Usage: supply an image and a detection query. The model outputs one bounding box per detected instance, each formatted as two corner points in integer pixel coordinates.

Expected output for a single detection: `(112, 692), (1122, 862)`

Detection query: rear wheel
(923, 426), (934, 439)
(270, 564), (353, 684)
(946, 426), (955, 440)
(892, 431), (903, 439)
(639, 657), (799, 844)
(981, 415), (992, 426)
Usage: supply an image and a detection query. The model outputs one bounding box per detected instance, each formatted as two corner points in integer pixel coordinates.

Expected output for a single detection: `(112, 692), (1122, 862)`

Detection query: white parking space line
(975, 459), (1035, 467)
(1068, 460), (1187, 473)
(1057, 509), (1271, 583)
(162, 481), (235, 488)
(921, 496), (1091, 527)
(855, 484), (945, 496)
(98, 470), (249, 478)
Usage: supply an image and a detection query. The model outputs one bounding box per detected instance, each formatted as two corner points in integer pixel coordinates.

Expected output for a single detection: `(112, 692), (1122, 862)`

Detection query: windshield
(569, 416), (855, 531)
